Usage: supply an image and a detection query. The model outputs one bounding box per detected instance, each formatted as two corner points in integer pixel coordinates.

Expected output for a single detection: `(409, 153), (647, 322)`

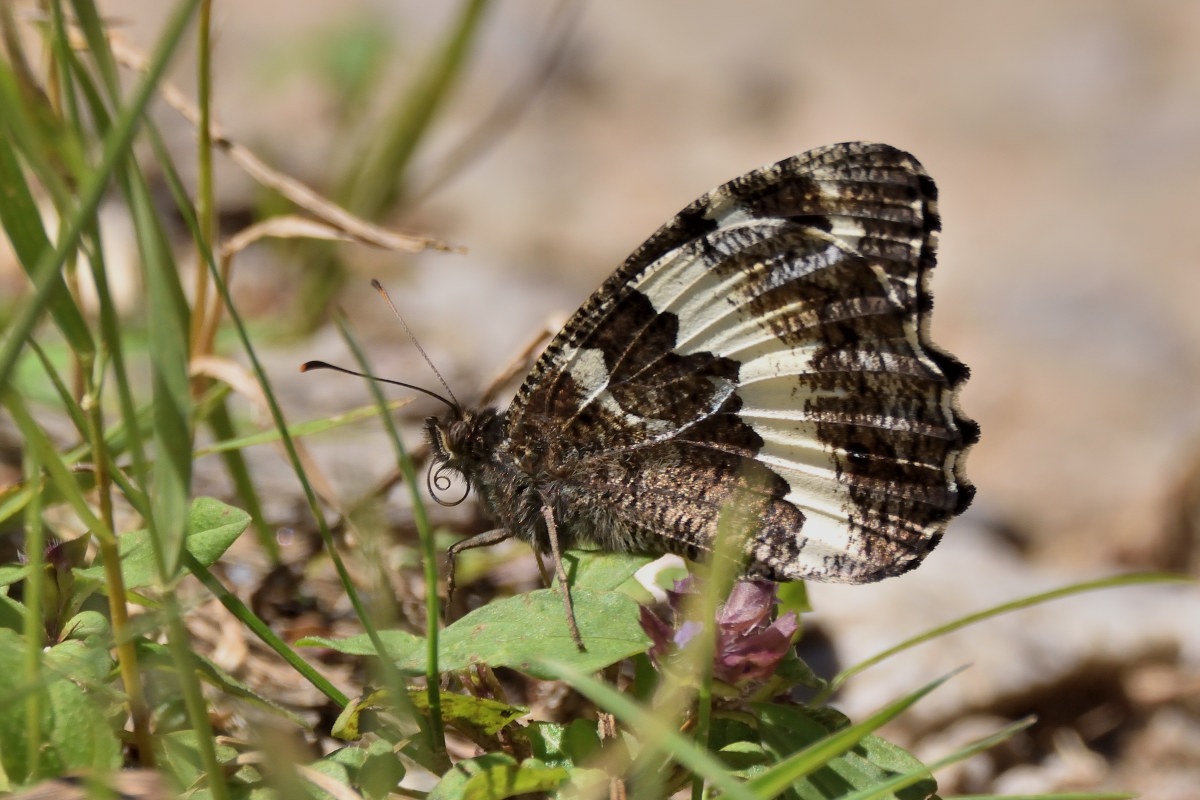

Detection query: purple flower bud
(639, 578), (799, 690)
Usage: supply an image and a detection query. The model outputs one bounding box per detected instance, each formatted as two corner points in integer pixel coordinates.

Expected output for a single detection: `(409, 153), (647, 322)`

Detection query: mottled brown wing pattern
(500, 142), (976, 582)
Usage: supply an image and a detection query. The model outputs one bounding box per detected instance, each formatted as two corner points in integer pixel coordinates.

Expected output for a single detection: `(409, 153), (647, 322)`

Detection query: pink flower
(640, 578), (799, 689)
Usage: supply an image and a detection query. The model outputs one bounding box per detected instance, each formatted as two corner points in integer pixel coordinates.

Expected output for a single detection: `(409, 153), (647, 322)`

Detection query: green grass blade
(68, 0), (123, 97)
(127, 169), (193, 579)
(534, 658), (758, 800)
(0, 0), (201, 392)
(192, 399), (412, 458)
(342, 0), (491, 214)
(835, 717), (1035, 800)
(747, 668), (965, 800)
(22, 446), (46, 783)
(0, 82), (92, 357)
(175, 166), (453, 771)
(185, 556), (348, 706)
(2, 387), (104, 535)
(945, 795), (1136, 800)
(825, 572), (1191, 698)
(203, 400), (277, 560)
(335, 311), (448, 763)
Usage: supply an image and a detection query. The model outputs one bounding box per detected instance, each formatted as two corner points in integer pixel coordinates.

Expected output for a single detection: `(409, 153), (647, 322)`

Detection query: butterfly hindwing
(488, 142), (975, 583)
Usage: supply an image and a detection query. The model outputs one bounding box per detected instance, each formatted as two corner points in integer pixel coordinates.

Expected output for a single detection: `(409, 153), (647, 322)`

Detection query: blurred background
(18, 0), (1200, 794)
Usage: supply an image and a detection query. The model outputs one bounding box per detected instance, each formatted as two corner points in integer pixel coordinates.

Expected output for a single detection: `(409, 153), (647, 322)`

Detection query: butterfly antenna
(372, 279), (461, 410)
(299, 361), (458, 413)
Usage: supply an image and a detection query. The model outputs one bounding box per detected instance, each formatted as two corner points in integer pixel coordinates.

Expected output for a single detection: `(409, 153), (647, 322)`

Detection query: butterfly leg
(531, 549), (554, 590)
(445, 528), (514, 617)
(540, 501), (585, 652)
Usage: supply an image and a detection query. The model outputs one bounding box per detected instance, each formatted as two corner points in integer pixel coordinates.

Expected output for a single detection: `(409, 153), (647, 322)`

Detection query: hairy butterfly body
(427, 142), (977, 641)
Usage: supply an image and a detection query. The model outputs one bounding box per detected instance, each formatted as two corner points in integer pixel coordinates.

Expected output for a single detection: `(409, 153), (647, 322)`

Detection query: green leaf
(304, 756), (351, 795)
(298, 629), (424, 659)
(61, 611), (112, 646)
(302, 587), (651, 679)
(533, 658), (757, 800)
(848, 717), (1036, 800)
(564, 551), (655, 592)
(427, 754), (569, 800)
(320, 739), (405, 799)
(776, 580), (811, 617)
(134, 639), (305, 726)
(718, 740), (770, 774)
(331, 687), (390, 741)
(0, 594), (24, 633)
(0, 630), (122, 782)
(750, 694), (942, 800)
(359, 738), (408, 799)
(710, 716), (767, 774)
(419, 587), (649, 678)
(158, 729), (241, 790)
(175, 497), (252, 565)
(410, 689), (527, 737)
(75, 497), (250, 590)
(334, 687), (527, 746)
(0, 565), (27, 589)
(521, 719), (603, 769)
(774, 652), (828, 694)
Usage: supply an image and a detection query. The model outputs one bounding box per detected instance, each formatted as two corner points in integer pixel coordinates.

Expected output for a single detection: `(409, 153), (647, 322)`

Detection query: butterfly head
(424, 407), (504, 505)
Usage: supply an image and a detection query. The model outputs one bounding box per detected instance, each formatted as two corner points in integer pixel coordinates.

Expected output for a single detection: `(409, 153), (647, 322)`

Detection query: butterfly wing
(500, 142), (977, 583)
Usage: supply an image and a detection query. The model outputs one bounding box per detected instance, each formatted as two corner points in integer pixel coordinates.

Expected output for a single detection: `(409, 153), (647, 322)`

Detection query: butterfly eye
(446, 420), (480, 461)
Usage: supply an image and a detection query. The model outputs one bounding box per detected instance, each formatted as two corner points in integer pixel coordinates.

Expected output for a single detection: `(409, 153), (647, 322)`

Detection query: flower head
(640, 578), (799, 689)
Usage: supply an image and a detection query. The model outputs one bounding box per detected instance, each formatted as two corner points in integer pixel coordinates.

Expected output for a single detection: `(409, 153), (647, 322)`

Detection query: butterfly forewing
(478, 142), (975, 584)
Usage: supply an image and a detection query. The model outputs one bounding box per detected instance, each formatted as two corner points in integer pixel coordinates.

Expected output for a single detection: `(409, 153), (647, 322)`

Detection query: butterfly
(385, 142), (974, 648)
